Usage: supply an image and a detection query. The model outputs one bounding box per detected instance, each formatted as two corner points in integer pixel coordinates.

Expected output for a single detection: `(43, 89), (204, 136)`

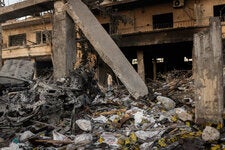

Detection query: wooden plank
(65, 0), (148, 99)
(193, 17), (223, 124)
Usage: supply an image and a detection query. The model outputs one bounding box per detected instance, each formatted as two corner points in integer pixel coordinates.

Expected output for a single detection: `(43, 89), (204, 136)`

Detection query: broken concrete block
(100, 132), (119, 147)
(156, 96), (176, 110)
(140, 142), (154, 150)
(175, 108), (193, 121)
(53, 130), (71, 142)
(20, 131), (34, 142)
(74, 134), (93, 146)
(65, 0), (148, 99)
(135, 130), (160, 141)
(1, 143), (22, 150)
(75, 119), (92, 131)
(202, 126), (220, 141)
(109, 115), (120, 122)
(92, 115), (108, 123)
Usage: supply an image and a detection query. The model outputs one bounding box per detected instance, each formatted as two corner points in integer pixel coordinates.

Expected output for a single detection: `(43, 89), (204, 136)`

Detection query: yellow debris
(186, 121), (191, 127)
(168, 136), (178, 143)
(130, 132), (137, 144)
(180, 131), (202, 139)
(158, 138), (167, 147)
(124, 137), (130, 146)
(112, 117), (120, 124)
(210, 144), (220, 150)
(99, 136), (104, 144)
(117, 138), (125, 146)
(170, 116), (178, 122)
(217, 123), (223, 130)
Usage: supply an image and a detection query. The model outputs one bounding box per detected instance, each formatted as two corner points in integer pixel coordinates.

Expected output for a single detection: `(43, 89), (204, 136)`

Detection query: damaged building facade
(1, 0), (225, 82)
(1, 13), (53, 76)
(96, 0), (225, 83)
(0, 0), (225, 149)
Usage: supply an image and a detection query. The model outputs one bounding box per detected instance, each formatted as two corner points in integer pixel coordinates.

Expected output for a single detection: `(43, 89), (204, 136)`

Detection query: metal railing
(115, 17), (224, 35)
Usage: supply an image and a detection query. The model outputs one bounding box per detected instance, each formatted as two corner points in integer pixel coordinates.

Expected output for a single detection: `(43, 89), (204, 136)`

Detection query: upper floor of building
(1, 0), (225, 60)
(97, 0), (225, 36)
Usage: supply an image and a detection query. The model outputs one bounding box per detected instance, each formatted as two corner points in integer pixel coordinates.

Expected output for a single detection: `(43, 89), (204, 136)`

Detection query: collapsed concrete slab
(0, 59), (34, 86)
(65, 0), (148, 99)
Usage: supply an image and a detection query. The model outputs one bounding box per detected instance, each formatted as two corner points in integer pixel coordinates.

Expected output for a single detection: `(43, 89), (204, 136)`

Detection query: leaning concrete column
(193, 17), (223, 124)
(65, 0), (148, 99)
(137, 50), (145, 82)
(52, 0), (76, 79)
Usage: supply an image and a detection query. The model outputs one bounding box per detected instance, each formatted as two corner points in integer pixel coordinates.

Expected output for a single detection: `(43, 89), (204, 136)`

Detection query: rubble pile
(0, 68), (225, 149)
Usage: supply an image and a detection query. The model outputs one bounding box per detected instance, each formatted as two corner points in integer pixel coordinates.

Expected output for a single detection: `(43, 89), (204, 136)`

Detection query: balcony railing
(153, 22), (173, 30)
(115, 17), (225, 35)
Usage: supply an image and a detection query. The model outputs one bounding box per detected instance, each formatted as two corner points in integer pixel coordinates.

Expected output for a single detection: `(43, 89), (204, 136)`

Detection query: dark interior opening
(214, 4), (225, 22)
(102, 23), (110, 34)
(9, 34), (26, 47)
(121, 48), (138, 71)
(36, 60), (53, 77)
(143, 42), (192, 80)
(153, 13), (173, 29)
(120, 42), (192, 81)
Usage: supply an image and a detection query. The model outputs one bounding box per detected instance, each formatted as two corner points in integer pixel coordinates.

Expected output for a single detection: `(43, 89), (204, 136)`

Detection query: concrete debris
(1, 143), (23, 150)
(175, 107), (193, 121)
(74, 133), (93, 146)
(19, 131), (34, 142)
(99, 132), (118, 147)
(53, 130), (71, 142)
(140, 142), (154, 150)
(156, 96), (176, 110)
(76, 119), (92, 131)
(92, 115), (108, 123)
(135, 130), (160, 140)
(0, 69), (224, 149)
(202, 126), (220, 141)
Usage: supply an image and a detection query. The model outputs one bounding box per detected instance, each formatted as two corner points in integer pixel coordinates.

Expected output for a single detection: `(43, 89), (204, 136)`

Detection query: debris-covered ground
(0, 60), (224, 149)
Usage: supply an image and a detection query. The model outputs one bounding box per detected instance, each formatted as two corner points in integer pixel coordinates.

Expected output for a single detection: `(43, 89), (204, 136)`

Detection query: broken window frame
(36, 30), (52, 45)
(8, 33), (26, 47)
(152, 13), (174, 30)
